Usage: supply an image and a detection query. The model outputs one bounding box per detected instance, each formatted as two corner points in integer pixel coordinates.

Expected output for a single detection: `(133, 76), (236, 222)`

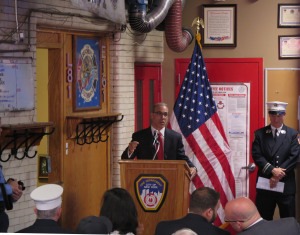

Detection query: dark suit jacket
(238, 217), (300, 235)
(121, 127), (195, 168)
(252, 124), (299, 194)
(155, 213), (230, 235)
(16, 219), (71, 233)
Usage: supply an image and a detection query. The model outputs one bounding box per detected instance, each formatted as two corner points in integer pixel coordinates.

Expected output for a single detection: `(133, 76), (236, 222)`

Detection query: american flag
(169, 33), (235, 225)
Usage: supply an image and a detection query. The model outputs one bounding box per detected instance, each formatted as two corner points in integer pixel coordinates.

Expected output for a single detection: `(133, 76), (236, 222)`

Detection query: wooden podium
(119, 160), (191, 235)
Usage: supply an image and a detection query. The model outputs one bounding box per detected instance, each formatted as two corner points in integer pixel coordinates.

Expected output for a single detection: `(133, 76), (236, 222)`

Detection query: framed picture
(73, 36), (101, 111)
(278, 35), (300, 59)
(278, 4), (300, 28)
(38, 155), (49, 178)
(201, 4), (237, 47)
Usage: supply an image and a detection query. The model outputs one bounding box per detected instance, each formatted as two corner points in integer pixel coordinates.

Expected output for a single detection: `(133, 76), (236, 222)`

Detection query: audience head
(30, 184), (63, 221)
(224, 197), (261, 232)
(172, 228), (198, 235)
(151, 102), (169, 130)
(189, 187), (220, 223)
(76, 215), (112, 234)
(100, 187), (138, 234)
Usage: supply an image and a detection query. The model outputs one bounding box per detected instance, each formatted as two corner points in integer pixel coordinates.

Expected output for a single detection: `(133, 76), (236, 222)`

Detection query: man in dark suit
(121, 102), (197, 177)
(224, 197), (300, 235)
(252, 101), (299, 220)
(17, 184), (70, 233)
(155, 187), (230, 235)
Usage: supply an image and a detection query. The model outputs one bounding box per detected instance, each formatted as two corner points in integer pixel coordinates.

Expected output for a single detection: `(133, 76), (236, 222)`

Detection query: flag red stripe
(211, 113), (230, 145)
(185, 133), (229, 207)
(191, 173), (204, 188)
(200, 114), (235, 197)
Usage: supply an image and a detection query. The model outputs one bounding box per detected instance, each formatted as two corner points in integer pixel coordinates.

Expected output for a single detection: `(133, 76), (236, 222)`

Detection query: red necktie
(157, 132), (164, 160)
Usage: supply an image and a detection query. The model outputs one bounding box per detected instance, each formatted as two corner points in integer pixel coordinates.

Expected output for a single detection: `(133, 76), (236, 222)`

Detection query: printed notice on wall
(0, 58), (34, 111)
(212, 83), (250, 197)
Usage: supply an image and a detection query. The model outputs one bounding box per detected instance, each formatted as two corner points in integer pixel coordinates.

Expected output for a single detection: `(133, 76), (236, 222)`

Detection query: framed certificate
(278, 35), (300, 59)
(278, 4), (300, 27)
(201, 4), (237, 47)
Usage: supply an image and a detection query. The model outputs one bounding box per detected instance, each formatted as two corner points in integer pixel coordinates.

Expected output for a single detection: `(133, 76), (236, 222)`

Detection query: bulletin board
(265, 68), (300, 129)
(265, 68), (300, 163)
(0, 58), (34, 111)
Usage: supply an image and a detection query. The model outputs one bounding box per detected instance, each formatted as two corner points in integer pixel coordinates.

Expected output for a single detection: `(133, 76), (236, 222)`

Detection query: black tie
(274, 129), (278, 142)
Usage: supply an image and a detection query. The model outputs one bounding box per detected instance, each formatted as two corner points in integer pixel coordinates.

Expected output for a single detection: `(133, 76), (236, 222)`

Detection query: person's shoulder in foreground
(155, 215), (229, 235)
(155, 187), (230, 235)
(236, 217), (300, 235)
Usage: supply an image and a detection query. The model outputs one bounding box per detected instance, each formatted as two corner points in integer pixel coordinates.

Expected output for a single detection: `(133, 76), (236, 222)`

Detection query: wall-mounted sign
(0, 58), (34, 111)
(212, 83), (250, 198)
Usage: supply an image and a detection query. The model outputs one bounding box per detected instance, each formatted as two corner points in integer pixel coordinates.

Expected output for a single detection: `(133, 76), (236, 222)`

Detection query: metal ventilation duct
(127, 0), (176, 33)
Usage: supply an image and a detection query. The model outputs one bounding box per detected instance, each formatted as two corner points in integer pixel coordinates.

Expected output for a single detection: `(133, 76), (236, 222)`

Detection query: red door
(175, 58), (264, 201)
(135, 63), (162, 130)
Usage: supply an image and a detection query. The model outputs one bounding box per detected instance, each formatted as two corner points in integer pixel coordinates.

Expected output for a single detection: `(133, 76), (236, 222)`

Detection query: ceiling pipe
(127, 0), (193, 52)
(164, 0), (193, 52)
(127, 0), (176, 33)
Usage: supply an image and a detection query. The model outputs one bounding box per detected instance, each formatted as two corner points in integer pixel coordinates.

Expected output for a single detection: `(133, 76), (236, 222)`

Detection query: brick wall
(110, 30), (164, 187)
(0, 0), (164, 232)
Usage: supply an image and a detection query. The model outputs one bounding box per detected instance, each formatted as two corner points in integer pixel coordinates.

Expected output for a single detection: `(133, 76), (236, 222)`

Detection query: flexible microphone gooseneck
(152, 130), (160, 160)
(153, 130), (158, 145)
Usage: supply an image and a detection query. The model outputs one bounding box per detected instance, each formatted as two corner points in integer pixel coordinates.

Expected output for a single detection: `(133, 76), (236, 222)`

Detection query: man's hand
(271, 167), (286, 180)
(128, 141), (139, 154)
(269, 177), (279, 188)
(136, 223), (144, 235)
(8, 179), (23, 202)
(189, 167), (197, 179)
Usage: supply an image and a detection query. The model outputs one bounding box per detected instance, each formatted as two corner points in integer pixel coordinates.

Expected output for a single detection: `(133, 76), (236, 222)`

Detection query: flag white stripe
(170, 112), (235, 201)
(192, 127), (235, 200)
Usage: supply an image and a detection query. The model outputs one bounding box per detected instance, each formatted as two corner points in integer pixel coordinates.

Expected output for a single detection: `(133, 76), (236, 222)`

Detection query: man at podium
(121, 102), (197, 178)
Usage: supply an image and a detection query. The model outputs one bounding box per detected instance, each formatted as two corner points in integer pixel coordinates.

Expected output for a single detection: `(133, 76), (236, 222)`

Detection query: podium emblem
(134, 174), (168, 212)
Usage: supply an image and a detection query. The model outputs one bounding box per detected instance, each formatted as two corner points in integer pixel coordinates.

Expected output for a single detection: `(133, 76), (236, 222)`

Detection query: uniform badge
(134, 174), (168, 212)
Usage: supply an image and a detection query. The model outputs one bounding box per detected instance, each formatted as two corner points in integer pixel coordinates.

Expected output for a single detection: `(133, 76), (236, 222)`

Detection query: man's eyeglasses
(154, 111), (168, 117)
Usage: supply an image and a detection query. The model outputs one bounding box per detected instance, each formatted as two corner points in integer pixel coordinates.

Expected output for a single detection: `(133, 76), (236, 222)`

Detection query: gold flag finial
(191, 17), (204, 35)
(191, 17), (204, 48)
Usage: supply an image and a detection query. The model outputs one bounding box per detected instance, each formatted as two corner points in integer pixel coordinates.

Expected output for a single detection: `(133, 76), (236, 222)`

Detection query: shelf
(66, 113), (123, 145)
(0, 122), (55, 162)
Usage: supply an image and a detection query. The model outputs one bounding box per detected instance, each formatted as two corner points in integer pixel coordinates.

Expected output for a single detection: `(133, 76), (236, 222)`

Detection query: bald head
(224, 197), (261, 232)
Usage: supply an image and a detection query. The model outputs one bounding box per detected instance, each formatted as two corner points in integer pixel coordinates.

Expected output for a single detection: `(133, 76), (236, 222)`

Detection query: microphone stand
(152, 131), (159, 160)
(153, 141), (160, 160)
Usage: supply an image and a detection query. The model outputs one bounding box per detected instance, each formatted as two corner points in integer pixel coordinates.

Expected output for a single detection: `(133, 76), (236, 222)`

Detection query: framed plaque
(201, 4), (237, 47)
(278, 35), (300, 59)
(278, 4), (300, 28)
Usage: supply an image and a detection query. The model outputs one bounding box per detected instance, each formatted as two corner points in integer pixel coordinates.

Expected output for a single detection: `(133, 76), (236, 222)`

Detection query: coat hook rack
(66, 113), (123, 145)
(0, 122), (55, 162)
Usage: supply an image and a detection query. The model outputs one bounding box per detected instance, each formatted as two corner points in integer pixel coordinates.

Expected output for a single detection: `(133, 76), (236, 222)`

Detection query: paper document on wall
(256, 176), (284, 193)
